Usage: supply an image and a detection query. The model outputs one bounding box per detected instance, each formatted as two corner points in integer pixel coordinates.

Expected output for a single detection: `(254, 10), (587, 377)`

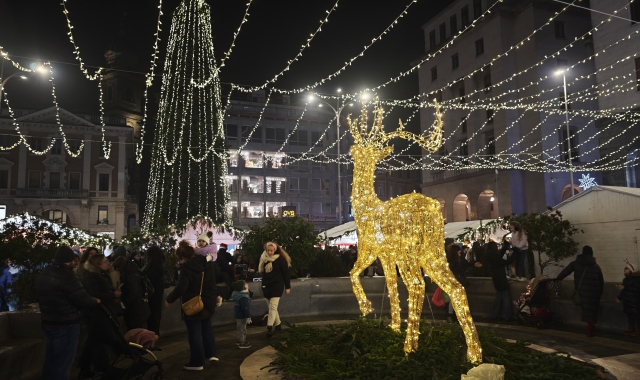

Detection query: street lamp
(555, 68), (575, 197)
(0, 73), (28, 116)
(308, 92), (356, 225)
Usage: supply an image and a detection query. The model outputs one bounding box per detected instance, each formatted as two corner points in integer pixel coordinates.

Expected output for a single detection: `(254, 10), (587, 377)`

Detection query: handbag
(431, 287), (445, 307)
(182, 272), (205, 316)
(571, 268), (587, 306)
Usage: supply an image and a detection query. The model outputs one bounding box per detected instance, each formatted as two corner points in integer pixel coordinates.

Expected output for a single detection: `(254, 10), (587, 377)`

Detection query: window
(0, 170), (8, 188)
(105, 86), (113, 101)
(225, 124), (238, 141)
(99, 173), (110, 191)
(461, 118), (467, 134)
(439, 23), (447, 43)
(461, 5), (470, 27)
(311, 202), (322, 214)
(431, 66), (438, 81)
(29, 137), (42, 151)
(311, 178), (321, 191)
(288, 177), (308, 192)
(48, 210), (63, 223)
(311, 131), (321, 146)
(459, 86), (465, 104)
(51, 138), (62, 155)
(475, 38), (484, 56)
(557, 59), (568, 70)
(49, 172), (61, 189)
(459, 144), (468, 157)
(435, 90), (443, 103)
(473, 0), (482, 19)
(554, 21), (565, 38)
(429, 29), (436, 50)
(561, 128), (579, 162)
(69, 172), (81, 190)
(452, 53), (459, 70)
(125, 87), (134, 103)
(486, 109), (494, 123)
(636, 57), (640, 91)
(289, 130), (308, 146)
(0, 205), (5, 219)
(486, 135), (496, 155)
(69, 139), (82, 153)
(241, 126), (261, 143)
(28, 170), (41, 188)
(265, 127), (286, 144)
(631, 0), (640, 23)
(98, 206), (108, 224)
(0, 135), (10, 148)
(450, 14), (458, 35)
(484, 73), (492, 92)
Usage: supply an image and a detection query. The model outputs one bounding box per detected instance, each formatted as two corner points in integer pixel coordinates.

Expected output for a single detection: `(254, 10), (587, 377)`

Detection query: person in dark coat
(0, 258), (13, 311)
(616, 261), (640, 336)
(444, 244), (480, 320)
(557, 245), (604, 337)
(113, 246), (150, 330)
(35, 246), (100, 380)
(165, 240), (219, 371)
(215, 243), (234, 296)
(258, 241), (291, 337)
(485, 241), (516, 321)
(78, 254), (122, 378)
(143, 246), (166, 338)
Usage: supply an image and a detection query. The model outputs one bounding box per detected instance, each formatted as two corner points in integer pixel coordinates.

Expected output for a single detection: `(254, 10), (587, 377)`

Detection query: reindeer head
(347, 97), (443, 163)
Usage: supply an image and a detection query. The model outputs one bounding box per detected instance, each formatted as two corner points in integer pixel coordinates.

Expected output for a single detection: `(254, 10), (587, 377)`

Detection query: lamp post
(0, 72), (28, 117)
(308, 91), (364, 225)
(555, 69), (575, 197)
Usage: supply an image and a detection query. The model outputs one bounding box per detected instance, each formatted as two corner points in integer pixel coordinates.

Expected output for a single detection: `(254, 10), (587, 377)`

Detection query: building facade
(589, 0), (640, 188)
(417, 0), (600, 222)
(0, 107), (138, 239)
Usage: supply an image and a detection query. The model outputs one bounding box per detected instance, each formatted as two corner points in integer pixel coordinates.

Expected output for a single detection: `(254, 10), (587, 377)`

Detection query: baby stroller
(514, 275), (563, 330)
(93, 304), (163, 379)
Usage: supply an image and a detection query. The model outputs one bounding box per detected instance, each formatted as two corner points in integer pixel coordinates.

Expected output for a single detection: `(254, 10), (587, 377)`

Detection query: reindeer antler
(380, 99), (443, 153)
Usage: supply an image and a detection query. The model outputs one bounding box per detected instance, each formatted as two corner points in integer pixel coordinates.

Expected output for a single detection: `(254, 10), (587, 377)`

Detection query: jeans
(627, 313), (640, 329)
(491, 290), (513, 320)
(515, 250), (527, 278)
(184, 317), (216, 366)
(236, 318), (248, 344)
(267, 297), (281, 327)
(42, 323), (81, 380)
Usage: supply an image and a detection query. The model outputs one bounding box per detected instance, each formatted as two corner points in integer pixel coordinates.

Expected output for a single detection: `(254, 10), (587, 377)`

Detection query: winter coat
(618, 273), (640, 314)
(486, 250), (516, 291)
(260, 255), (291, 299)
(232, 290), (251, 319)
(121, 260), (150, 327)
(0, 264), (12, 297)
(166, 255), (218, 320)
(142, 260), (165, 300)
(35, 262), (98, 325)
(510, 230), (529, 251)
(215, 248), (234, 277)
(82, 266), (119, 311)
(557, 254), (604, 323)
(196, 244), (218, 262)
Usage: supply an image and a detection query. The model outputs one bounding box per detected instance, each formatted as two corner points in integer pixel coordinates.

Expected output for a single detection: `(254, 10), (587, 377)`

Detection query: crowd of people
(23, 235), (293, 379)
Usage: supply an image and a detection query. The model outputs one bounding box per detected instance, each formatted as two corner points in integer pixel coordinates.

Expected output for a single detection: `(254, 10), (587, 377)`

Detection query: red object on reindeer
(431, 288), (445, 307)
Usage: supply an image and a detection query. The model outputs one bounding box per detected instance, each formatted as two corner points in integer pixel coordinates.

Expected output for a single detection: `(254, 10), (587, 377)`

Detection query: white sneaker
(208, 356), (219, 362)
(184, 364), (204, 371)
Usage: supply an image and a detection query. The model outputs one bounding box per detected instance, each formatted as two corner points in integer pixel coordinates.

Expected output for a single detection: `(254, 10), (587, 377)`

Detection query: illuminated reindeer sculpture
(347, 99), (482, 363)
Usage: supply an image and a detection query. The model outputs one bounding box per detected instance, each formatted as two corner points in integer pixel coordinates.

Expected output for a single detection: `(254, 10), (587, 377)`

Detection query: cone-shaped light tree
(143, 0), (230, 231)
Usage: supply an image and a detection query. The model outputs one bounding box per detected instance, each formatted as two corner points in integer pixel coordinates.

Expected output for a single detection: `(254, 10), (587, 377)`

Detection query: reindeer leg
(426, 256), (483, 364)
(349, 248), (376, 315)
(379, 258), (401, 332)
(397, 262), (425, 354)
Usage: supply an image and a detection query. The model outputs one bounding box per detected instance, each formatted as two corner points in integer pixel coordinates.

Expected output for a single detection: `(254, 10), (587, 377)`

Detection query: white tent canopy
(444, 220), (510, 240)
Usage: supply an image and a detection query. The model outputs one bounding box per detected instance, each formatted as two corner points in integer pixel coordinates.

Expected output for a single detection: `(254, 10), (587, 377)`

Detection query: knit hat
(624, 259), (636, 272)
(219, 243), (228, 249)
(232, 280), (246, 292)
(112, 246), (127, 260)
(197, 232), (210, 245)
(54, 246), (77, 263)
(444, 238), (455, 247)
(582, 246), (594, 256)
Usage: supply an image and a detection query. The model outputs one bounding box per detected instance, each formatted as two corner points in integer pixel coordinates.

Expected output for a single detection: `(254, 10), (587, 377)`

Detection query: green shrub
(307, 248), (349, 277)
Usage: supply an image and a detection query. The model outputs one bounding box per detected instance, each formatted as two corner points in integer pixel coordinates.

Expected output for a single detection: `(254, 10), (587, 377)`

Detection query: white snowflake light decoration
(579, 174), (597, 190)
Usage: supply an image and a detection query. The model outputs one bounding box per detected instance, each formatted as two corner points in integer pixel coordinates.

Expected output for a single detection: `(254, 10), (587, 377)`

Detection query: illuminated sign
(282, 206), (296, 217)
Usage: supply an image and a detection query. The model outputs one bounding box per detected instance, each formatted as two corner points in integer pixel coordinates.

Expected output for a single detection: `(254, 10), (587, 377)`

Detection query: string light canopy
(143, 0), (230, 232)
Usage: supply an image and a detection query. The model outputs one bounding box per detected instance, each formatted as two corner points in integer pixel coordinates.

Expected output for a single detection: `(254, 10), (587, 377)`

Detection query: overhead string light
(60, 0), (103, 80)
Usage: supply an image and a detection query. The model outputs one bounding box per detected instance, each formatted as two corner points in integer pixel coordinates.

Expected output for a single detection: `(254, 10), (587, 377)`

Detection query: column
(115, 204), (125, 239)
(117, 135), (126, 198)
(83, 133), (92, 190)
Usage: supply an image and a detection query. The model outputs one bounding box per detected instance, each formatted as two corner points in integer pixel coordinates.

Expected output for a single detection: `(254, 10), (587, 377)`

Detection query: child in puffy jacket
(195, 231), (218, 262)
(616, 260), (640, 336)
(231, 280), (252, 348)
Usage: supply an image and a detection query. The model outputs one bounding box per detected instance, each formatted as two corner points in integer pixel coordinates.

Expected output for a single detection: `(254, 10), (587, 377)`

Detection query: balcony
(16, 188), (89, 198)
(97, 219), (109, 225)
(125, 195), (138, 203)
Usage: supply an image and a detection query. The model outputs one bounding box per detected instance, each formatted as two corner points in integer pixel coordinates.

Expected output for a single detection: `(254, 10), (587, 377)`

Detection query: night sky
(1, 0), (452, 110)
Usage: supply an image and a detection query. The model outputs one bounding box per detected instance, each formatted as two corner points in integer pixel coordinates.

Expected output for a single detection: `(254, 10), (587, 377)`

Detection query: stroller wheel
(535, 320), (544, 330)
(151, 371), (163, 380)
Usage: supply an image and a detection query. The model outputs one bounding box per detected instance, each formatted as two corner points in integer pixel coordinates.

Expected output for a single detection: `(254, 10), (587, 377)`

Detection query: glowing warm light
(490, 197), (495, 202)
(19, 75), (27, 80)
(555, 69), (566, 76)
(347, 97), (482, 363)
(337, 88), (342, 93)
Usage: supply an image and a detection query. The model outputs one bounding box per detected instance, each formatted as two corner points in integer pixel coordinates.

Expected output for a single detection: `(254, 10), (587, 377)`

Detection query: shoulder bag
(182, 272), (205, 316)
(571, 268), (587, 306)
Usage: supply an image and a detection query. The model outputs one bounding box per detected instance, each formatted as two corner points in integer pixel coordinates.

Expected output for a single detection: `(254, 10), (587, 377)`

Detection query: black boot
(266, 326), (273, 338)
(274, 324), (282, 333)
